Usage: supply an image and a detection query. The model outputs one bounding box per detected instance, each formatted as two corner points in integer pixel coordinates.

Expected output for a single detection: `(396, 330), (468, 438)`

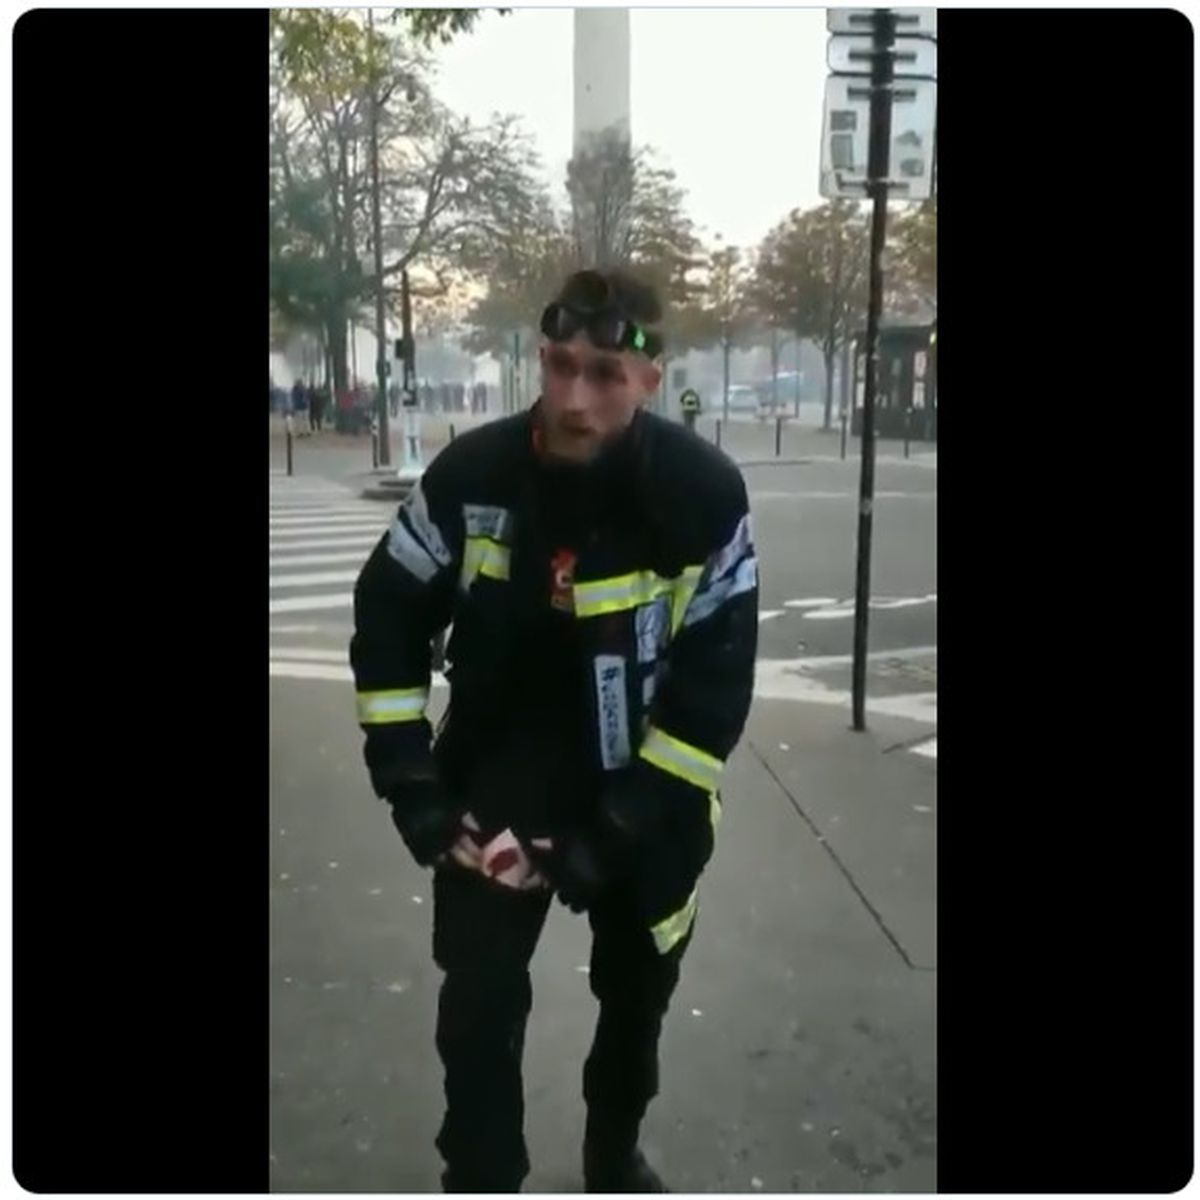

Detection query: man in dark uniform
(351, 268), (758, 1192)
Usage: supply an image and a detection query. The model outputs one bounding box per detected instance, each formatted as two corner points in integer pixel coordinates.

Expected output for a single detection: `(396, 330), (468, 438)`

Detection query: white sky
(427, 6), (829, 254)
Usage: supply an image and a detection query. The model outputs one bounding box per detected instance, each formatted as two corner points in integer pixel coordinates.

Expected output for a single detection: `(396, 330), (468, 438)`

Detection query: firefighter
(350, 268), (758, 1192)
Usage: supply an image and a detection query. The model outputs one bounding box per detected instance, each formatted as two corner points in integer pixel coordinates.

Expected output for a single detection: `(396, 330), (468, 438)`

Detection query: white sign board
(819, 75), (936, 199)
(827, 8), (937, 38)
(827, 33), (937, 77)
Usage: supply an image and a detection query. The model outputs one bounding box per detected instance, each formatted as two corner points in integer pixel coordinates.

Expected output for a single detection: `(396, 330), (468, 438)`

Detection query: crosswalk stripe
(269, 550), (371, 569)
(269, 506), (380, 518)
(266, 534), (380, 553)
(270, 515), (388, 529)
(269, 593), (353, 614)
(270, 569), (360, 589)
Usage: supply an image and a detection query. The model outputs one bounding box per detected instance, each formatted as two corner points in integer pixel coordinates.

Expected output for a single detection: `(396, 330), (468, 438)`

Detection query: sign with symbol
(820, 75), (936, 199)
(679, 388), (701, 413)
(827, 33), (936, 77)
(827, 8), (936, 38)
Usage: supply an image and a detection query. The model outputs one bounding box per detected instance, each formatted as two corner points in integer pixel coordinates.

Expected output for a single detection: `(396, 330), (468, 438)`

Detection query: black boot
(583, 1112), (668, 1193)
(584, 1146), (668, 1193)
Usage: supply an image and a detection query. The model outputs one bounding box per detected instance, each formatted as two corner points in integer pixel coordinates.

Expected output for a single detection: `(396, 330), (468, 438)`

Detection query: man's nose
(563, 374), (592, 412)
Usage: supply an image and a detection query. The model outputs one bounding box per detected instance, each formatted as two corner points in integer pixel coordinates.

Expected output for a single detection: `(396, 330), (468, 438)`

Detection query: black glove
(386, 778), (460, 867)
(528, 831), (610, 913)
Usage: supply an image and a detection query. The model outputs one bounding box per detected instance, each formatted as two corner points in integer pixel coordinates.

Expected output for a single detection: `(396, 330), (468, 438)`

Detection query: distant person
(308, 382), (325, 433)
(291, 379), (309, 436)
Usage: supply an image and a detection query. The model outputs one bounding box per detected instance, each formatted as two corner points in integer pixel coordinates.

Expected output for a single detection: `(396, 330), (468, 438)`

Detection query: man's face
(538, 334), (662, 464)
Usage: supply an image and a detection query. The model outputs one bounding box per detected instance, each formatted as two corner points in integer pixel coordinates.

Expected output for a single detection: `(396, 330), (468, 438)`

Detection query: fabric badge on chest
(593, 654), (631, 770)
(635, 595), (671, 664)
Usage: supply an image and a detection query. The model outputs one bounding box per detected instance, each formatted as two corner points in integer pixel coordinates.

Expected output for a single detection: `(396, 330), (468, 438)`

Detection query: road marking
(269, 516), (388, 530)
(269, 506), (381, 518)
(783, 597), (840, 609)
(910, 737), (938, 759)
(791, 645), (937, 669)
(270, 550), (371, 569)
(270, 593), (353, 614)
(802, 595), (936, 620)
(266, 534), (380, 552)
(270, 647), (347, 662)
(270, 569), (360, 589)
(759, 610), (783, 622)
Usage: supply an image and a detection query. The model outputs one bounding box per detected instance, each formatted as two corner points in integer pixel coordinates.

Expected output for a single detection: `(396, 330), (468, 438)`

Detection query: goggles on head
(540, 301), (663, 359)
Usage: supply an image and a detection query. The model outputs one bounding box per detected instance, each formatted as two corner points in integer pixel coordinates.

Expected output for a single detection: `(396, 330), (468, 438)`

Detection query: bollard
(449, 423), (456, 442)
(840, 409), (848, 461)
(285, 413), (294, 477)
(371, 417), (380, 470)
(715, 419), (722, 449)
(775, 415), (783, 457)
(904, 407), (911, 460)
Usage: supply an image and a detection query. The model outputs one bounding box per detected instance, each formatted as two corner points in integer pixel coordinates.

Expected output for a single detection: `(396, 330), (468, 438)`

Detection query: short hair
(555, 267), (663, 328)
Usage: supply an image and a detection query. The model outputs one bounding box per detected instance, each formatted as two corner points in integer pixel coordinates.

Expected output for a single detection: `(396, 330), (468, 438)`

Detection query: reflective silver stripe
(639, 725), (723, 792)
(387, 513), (440, 583)
(709, 513), (754, 582)
(407, 482), (452, 567)
(463, 504), (513, 542)
(682, 555), (758, 629)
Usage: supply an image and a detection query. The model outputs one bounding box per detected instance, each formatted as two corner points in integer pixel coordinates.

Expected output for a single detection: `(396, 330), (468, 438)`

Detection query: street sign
(819, 74), (936, 199)
(680, 388), (701, 413)
(827, 33), (936, 77)
(827, 8), (936, 38)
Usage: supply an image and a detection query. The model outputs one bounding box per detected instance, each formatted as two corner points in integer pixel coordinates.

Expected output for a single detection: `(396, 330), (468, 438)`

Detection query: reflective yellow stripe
(651, 888), (698, 955)
(460, 537), (511, 589)
(709, 792), (723, 830)
(638, 724), (724, 792)
(574, 571), (672, 618)
(573, 566), (705, 625)
(669, 566), (703, 635)
(356, 688), (429, 725)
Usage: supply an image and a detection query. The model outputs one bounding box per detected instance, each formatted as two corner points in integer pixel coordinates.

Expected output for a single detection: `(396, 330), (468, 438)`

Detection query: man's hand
(386, 779), (460, 867)
(528, 832), (609, 912)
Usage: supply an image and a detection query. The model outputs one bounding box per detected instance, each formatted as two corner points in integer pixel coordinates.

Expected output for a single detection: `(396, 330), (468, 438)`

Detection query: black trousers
(430, 863), (692, 1191)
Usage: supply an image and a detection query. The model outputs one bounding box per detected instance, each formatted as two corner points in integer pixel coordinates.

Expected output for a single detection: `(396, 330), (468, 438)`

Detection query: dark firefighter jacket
(350, 403), (758, 954)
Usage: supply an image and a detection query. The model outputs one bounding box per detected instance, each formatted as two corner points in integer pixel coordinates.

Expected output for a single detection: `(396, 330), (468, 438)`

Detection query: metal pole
(285, 412), (294, 476)
(904, 405), (911, 459)
(775, 416), (783, 457)
(771, 329), (779, 415)
(851, 8), (895, 734)
(715, 419), (722, 449)
(722, 333), (730, 423)
(841, 406), (848, 461)
(367, 10), (391, 468)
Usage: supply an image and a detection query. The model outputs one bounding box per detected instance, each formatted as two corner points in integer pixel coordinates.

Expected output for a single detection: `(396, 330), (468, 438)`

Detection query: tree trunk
(822, 346), (836, 431)
(326, 314), (349, 398)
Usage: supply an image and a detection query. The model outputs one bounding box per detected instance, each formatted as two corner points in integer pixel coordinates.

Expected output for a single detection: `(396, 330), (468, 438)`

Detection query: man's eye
(589, 361), (624, 385)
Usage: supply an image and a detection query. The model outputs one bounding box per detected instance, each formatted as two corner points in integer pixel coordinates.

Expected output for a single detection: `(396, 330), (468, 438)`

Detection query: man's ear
(638, 358), (663, 395)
